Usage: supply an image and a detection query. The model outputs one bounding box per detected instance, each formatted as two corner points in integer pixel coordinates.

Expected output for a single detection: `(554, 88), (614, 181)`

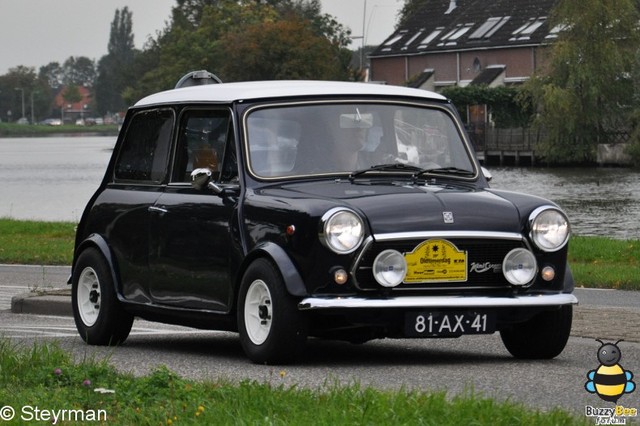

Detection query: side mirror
(191, 168), (239, 197)
(191, 168), (215, 191)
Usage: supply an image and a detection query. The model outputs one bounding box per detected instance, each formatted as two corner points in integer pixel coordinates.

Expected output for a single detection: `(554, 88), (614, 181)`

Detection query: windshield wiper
(412, 167), (475, 180)
(349, 163), (424, 181)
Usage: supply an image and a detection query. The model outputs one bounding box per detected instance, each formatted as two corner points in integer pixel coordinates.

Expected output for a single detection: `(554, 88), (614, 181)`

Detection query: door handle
(148, 206), (168, 215)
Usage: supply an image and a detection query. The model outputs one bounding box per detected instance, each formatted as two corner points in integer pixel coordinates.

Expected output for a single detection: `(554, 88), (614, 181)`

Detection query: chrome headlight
(320, 208), (364, 254)
(529, 207), (570, 252)
(503, 248), (537, 286)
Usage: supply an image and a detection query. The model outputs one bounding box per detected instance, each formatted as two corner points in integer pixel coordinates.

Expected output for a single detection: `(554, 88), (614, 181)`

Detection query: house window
(511, 17), (546, 40)
(473, 57), (481, 73)
(469, 17), (510, 39)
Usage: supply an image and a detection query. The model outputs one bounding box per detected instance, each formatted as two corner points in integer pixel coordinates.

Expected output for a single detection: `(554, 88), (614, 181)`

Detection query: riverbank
(0, 219), (637, 290)
(0, 122), (119, 137)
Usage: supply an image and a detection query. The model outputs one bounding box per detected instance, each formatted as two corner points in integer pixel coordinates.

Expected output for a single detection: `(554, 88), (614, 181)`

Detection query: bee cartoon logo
(585, 339), (636, 403)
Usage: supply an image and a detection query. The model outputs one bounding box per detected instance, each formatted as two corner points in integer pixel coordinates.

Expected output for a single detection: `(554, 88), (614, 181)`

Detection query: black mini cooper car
(71, 75), (576, 364)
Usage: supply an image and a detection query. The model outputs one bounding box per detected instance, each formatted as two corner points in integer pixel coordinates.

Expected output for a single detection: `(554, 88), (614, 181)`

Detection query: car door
(148, 108), (241, 312)
(105, 108), (174, 303)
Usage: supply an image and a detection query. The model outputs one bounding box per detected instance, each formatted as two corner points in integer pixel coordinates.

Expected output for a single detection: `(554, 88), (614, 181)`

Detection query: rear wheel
(237, 258), (307, 364)
(72, 248), (133, 345)
(500, 305), (572, 359)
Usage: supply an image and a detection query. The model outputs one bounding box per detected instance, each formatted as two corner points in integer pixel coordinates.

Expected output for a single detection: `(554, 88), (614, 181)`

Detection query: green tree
(440, 85), (533, 128)
(62, 56), (96, 87)
(61, 84), (83, 105)
(95, 7), (136, 115)
(626, 49), (640, 167)
(277, 0), (351, 48)
(0, 66), (51, 123)
(38, 62), (63, 89)
(219, 16), (351, 81)
(526, 0), (640, 164)
(397, 0), (426, 28)
(122, 0), (353, 102)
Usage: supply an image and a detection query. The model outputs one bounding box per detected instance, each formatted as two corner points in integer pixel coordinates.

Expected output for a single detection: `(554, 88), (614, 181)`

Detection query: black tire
(500, 305), (572, 359)
(237, 258), (307, 364)
(72, 248), (133, 345)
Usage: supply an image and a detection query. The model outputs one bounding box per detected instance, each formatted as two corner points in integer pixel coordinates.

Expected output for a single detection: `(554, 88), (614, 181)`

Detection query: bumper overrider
(298, 293), (578, 310)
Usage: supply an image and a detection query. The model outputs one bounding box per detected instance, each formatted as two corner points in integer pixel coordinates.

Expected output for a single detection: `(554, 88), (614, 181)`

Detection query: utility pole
(14, 87), (25, 122)
(30, 91), (37, 124)
(361, 0), (367, 72)
(350, 0), (368, 79)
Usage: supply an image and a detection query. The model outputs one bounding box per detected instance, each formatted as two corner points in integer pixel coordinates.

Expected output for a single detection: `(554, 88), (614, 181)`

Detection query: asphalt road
(1, 264), (639, 417)
(1, 314), (639, 416)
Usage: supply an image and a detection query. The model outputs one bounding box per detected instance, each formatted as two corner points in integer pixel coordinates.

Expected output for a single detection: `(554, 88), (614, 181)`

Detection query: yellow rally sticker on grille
(404, 239), (467, 283)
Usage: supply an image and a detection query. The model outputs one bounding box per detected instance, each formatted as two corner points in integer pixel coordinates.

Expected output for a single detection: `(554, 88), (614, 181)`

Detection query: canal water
(1, 136), (639, 239)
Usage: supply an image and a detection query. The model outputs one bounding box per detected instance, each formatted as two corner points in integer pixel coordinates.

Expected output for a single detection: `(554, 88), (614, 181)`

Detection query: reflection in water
(489, 167), (640, 239)
(1, 137), (638, 239)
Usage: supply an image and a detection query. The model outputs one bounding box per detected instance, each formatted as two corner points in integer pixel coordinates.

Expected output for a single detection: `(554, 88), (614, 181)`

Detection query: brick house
(369, 0), (558, 90)
(54, 85), (92, 123)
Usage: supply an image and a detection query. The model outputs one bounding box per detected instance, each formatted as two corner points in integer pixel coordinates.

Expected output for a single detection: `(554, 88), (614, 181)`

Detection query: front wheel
(72, 248), (133, 345)
(500, 305), (572, 359)
(237, 259), (307, 364)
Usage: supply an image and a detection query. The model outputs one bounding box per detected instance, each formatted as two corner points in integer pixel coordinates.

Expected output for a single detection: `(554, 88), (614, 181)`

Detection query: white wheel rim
(77, 267), (101, 326)
(244, 279), (272, 345)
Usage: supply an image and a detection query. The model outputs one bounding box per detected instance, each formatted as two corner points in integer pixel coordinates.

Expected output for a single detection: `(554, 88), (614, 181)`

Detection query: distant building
(54, 85), (92, 123)
(369, 0), (559, 90)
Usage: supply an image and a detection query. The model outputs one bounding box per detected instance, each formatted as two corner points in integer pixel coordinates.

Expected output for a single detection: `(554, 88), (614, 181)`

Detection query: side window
(172, 109), (233, 183)
(114, 109), (174, 183)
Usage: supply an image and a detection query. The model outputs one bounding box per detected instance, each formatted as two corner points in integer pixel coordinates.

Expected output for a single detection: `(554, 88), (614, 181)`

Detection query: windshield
(245, 102), (475, 179)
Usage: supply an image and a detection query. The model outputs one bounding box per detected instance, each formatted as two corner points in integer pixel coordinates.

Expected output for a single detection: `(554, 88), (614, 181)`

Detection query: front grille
(353, 237), (525, 291)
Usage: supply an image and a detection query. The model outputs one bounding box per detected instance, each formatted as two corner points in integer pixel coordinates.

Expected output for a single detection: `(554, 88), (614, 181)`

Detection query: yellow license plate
(403, 239), (467, 283)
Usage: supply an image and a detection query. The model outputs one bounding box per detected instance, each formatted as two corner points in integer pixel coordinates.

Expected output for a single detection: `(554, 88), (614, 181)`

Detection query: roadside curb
(11, 289), (72, 317)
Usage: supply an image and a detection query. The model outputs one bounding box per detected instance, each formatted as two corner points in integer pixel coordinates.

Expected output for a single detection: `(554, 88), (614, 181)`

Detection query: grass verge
(0, 219), (75, 265)
(0, 218), (637, 290)
(568, 236), (639, 290)
(0, 339), (587, 425)
(0, 122), (118, 137)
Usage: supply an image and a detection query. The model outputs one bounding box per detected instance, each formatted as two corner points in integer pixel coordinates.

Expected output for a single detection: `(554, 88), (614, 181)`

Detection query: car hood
(254, 180), (540, 235)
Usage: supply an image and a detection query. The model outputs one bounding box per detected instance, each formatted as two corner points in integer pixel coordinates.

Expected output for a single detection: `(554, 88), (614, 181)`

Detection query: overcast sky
(0, 0), (402, 75)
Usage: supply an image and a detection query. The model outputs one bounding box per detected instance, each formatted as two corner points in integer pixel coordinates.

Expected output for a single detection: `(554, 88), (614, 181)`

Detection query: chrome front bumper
(298, 293), (578, 310)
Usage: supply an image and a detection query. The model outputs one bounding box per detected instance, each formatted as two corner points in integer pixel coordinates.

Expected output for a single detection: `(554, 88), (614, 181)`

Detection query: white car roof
(134, 80), (447, 107)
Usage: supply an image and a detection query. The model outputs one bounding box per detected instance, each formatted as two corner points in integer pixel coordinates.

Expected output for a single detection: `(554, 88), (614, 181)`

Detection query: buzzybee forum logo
(584, 339), (637, 424)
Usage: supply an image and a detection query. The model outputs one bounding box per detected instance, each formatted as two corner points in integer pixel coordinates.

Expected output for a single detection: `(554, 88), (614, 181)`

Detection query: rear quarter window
(114, 109), (175, 183)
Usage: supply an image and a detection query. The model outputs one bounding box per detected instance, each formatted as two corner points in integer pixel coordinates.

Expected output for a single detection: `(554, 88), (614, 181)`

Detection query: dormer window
(469, 17), (510, 39)
(438, 23), (473, 46)
(545, 24), (567, 39)
(401, 30), (425, 50)
(511, 17), (546, 40)
(417, 28), (444, 49)
(380, 31), (407, 51)
(383, 33), (405, 46)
